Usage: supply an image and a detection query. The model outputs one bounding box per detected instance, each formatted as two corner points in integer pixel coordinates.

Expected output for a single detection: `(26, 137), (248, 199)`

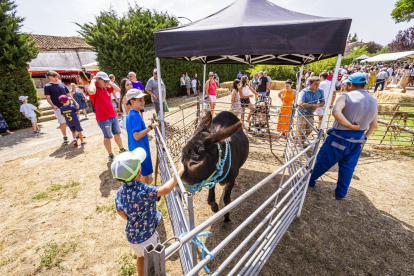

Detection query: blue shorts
(97, 117), (121, 139)
(258, 91), (267, 100)
(192, 87), (196, 92)
(69, 124), (83, 133)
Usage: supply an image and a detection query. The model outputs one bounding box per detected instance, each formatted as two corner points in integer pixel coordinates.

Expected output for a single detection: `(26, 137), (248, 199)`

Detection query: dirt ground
(0, 92), (413, 276)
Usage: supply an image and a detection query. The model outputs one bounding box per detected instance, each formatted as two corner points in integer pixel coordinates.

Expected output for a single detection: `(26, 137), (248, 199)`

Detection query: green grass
(118, 253), (137, 276)
(96, 204), (117, 216)
(32, 180), (82, 201)
(372, 106), (414, 147)
(157, 196), (169, 218)
(32, 192), (48, 200)
(36, 240), (77, 270)
(399, 150), (414, 158)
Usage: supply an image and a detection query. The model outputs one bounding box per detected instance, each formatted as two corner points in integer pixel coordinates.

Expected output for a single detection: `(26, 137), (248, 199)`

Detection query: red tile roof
(30, 34), (93, 50)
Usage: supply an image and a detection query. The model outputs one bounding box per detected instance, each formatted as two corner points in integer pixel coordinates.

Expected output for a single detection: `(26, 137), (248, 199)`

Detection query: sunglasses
(209, 75), (214, 77)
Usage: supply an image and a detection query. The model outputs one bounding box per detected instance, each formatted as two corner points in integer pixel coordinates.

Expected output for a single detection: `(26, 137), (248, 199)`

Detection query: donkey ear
(206, 121), (242, 145)
(197, 112), (213, 130)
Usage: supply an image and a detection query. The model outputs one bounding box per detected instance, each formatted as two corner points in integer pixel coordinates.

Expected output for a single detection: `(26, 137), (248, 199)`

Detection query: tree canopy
(388, 25), (414, 52)
(391, 0), (414, 23)
(0, 0), (39, 129)
(77, 4), (248, 98)
(347, 33), (359, 43)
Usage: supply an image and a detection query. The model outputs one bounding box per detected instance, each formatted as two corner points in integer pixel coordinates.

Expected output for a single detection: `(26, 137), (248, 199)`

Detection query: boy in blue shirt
(125, 89), (158, 184)
(112, 148), (183, 276)
(59, 95), (86, 146)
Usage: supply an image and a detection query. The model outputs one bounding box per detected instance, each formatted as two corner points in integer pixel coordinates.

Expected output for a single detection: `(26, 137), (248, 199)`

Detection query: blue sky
(15, 0), (412, 46)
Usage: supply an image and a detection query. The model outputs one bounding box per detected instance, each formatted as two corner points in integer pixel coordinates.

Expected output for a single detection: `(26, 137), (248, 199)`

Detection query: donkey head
(180, 112), (242, 185)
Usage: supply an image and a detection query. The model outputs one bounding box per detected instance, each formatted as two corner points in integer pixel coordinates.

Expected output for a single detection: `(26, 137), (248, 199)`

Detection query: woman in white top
(238, 76), (258, 127)
(119, 78), (132, 129)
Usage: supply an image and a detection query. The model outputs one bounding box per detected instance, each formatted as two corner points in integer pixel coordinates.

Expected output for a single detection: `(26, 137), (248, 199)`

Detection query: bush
(247, 65), (299, 81)
(0, 68), (39, 129)
(247, 45), (372, 84)
(77, 5), (248, 100)
(0, 0), (39, 129)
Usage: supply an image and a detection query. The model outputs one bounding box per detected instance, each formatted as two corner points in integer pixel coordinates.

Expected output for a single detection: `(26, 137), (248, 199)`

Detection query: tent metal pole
(295, 64), (304, 103)
(296, 54), (342, 218)
(284, 64), (304, 161)
(156, 57), (165, 138)
(202, 63), (206, 117)
(319, 54), (342, 131)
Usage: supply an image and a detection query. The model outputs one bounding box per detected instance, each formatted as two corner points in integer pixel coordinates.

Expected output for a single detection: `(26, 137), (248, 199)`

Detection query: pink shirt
(208, 81), (217, 96)
(88, 83), (117, 122)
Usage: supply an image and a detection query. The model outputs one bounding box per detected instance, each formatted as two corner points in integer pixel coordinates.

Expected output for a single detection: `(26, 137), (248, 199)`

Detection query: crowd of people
(0, 69), (166, 167)
(0, 62), (405, 276)
(296, 62), (414, 94)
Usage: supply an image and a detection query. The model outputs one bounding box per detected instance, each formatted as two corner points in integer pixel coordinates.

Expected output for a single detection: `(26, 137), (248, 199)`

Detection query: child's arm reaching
(35, 109), (42, 116)
(157, 163), (184, 197)
(117, 210), (128, 220)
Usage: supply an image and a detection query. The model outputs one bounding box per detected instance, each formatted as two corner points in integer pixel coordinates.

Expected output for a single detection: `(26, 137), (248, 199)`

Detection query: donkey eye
(189, 161), (199, 167)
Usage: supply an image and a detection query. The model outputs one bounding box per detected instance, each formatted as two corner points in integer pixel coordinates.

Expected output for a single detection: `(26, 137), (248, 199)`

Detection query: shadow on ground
(49, 143), (86, 159)
(165, 167), (414, 275)
(99, 163), (122, 197)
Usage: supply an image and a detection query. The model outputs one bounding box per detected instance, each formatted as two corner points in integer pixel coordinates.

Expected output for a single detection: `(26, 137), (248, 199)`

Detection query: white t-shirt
(387, 68), (394, 76)
(109, 81), (120, 99)
(191, 79), (197, 87)
(316, 80), (331, 116)
(341, 69), (348, 75)
(242, 86), (250, 97)
(20, 103), (37, 117)
(110, 91), (120, 99)
(410, 68), (414, 77)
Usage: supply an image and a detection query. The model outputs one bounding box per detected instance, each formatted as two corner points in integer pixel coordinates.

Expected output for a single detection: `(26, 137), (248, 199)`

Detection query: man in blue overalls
(309, 73), (378, 200)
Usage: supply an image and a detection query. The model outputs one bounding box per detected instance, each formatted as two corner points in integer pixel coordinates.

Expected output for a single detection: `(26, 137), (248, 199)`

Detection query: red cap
(59, 95), (69, 102)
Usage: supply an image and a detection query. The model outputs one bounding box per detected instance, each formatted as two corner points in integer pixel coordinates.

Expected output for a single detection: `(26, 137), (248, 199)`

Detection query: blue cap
(343, 72), (367, 84)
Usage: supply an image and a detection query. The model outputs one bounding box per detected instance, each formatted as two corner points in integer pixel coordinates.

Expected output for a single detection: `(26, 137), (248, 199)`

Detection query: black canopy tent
(154, 0), (351, 65)
(154, 0), (351, 137)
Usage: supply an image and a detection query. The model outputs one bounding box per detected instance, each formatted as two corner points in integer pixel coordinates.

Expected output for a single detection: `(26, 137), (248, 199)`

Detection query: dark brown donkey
(180, 111), (249, 226)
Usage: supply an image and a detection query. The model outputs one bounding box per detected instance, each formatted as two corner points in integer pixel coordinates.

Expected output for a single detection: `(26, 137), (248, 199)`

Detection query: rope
(181, 231), (214, 274)
(189, 140), (232, 192)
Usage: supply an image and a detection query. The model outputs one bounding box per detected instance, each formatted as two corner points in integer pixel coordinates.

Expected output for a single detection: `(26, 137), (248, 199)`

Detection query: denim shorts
(258, 91), (267, 100)
(97, 117), (121, 139)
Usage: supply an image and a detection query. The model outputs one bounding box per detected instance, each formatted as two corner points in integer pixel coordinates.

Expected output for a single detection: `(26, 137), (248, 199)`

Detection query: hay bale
(270, 81), (285, 90)
(220, 81), (233, 90)
(374, 91), (414, 111)
(217, 88), (229, 95)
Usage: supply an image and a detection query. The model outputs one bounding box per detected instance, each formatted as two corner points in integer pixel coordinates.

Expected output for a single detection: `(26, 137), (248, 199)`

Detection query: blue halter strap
(189, 140), (232, 193)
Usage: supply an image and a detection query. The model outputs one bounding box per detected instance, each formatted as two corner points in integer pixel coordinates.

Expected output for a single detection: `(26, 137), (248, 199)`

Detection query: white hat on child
(111, 148), (147, 182)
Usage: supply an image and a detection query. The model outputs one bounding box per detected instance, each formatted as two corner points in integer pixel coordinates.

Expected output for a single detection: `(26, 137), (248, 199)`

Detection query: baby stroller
(249, 98), (270, 135)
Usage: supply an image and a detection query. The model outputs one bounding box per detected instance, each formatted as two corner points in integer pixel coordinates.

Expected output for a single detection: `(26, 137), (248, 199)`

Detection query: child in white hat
(112, 148), (183, 276)
(19, 96), (42, 133)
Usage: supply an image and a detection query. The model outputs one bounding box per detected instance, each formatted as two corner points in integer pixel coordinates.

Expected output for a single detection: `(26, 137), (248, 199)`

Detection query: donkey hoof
(211, 203), (219, 213)
(223, 221), (232, 230)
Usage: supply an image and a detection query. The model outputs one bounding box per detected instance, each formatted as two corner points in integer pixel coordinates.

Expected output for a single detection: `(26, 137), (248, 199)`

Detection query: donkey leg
(208, 187), (219, 213)
(223, 182), (234, 224)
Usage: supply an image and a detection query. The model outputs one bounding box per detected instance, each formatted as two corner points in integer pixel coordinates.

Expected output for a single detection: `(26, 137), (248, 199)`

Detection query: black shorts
(241, 98), (250, 108)
(69, 124), (83, 133)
